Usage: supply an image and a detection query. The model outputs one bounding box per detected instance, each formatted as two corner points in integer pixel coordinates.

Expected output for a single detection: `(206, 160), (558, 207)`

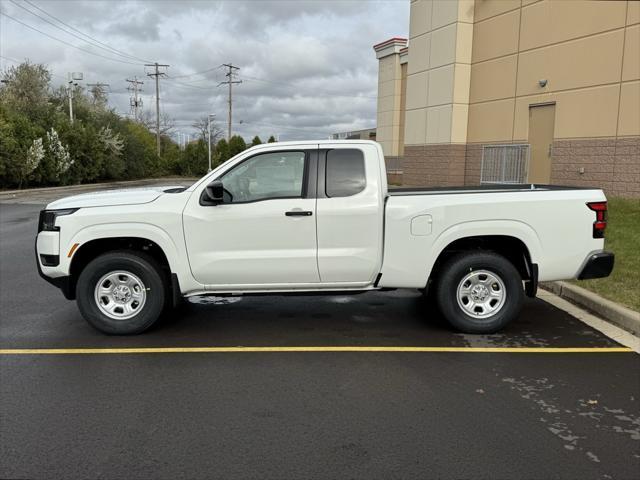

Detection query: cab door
(182, 147), (320, 288)
(315, 144), (384, 284)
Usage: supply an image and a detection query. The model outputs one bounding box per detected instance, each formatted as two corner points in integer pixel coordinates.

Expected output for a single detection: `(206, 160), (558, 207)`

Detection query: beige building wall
(374, 38), (408, 159)
(402, 0), (475, 186)
(375, 0), (639, 196)
(467, 0), (638, 142)
(405, 0), (474, 145)
(465, 0), (639, 196)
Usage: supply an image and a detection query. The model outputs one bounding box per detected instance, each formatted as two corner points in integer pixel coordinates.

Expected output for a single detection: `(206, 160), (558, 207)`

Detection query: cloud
(1, 0), (409, 140)
(107, 10), (162, 41)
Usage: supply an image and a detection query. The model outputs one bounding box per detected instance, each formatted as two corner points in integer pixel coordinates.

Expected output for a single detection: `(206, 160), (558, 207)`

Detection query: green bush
(0, 61), (255, 189)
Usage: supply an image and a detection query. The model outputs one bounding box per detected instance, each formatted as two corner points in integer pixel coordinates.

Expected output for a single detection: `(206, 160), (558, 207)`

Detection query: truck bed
(388, 184), (592, 196)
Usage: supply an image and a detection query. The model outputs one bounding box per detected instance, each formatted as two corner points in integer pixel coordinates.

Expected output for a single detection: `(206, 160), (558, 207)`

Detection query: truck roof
(245, 139), (379, 153)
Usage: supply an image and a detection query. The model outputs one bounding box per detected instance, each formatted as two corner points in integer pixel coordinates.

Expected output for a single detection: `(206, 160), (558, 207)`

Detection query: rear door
(315, 143), (385, 284)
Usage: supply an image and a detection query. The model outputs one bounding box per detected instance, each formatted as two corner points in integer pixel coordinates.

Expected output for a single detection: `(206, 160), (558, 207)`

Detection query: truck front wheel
(435, 252), (524, 333)
(76, 251), (167, 335)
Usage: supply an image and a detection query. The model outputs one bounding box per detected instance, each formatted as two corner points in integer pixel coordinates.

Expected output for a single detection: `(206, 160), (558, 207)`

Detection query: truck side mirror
(205, 180), (225, 204)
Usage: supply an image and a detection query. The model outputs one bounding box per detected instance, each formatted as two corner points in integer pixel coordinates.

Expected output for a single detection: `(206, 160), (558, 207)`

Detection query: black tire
(435, 251), (524, 334)
(76, 250), (167, 335)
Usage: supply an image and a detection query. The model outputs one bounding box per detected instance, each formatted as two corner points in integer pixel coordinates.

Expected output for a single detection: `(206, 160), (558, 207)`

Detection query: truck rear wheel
(76, 251), (167, 335)
(435, 252), (524, 333)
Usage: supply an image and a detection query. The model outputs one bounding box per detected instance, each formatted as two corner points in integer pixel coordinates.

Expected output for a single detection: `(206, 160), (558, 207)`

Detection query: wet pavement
(1, 201), (639, 479)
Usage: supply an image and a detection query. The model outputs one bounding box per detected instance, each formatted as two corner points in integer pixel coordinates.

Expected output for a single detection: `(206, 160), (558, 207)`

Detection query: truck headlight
(38, 208), (78, 232)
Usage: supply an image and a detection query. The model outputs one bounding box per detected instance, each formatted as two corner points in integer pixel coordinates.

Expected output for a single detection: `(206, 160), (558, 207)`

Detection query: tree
(179, 139), (208, 176)
(89, 85), (108, 108)
(228, 135), (247, 157)
(98, 125), (125, 179)
(120, 120), (159, 179)
(0, 60), (200, 188)
(0, 105), (45, 187)
(251, 135), (262, 146)
(45, 127), (73, 180)
(192, 115), (223, 144)
(215, 138), (230, 163)
(139, 110), (175, 135)
(267, 135), (276, 143)
(0, 61), (51, 114)
(21, 137), (43, 187)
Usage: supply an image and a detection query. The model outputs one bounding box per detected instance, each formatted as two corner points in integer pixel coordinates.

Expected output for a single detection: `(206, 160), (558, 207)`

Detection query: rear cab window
(325, 149), (366, 197)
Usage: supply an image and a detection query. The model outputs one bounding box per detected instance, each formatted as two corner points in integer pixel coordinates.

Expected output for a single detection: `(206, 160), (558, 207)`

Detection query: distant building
(331, 128), (376, 141)
(374, 0), (639, 197)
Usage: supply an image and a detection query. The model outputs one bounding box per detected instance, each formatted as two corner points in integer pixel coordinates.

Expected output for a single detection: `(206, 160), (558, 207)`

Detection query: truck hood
(46, 186), (185, 209)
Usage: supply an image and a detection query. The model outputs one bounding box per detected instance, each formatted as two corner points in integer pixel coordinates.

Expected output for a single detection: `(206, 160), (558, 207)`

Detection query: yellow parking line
(0, 346), (633, 355)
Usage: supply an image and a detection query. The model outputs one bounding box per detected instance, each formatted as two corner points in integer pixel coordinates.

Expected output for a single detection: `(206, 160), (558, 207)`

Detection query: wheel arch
(427, 234), (538, 297)
(67, 236), (176, 301)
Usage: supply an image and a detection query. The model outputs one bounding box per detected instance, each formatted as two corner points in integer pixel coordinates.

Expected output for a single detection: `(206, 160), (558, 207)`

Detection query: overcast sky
(0, 0), (408, 141)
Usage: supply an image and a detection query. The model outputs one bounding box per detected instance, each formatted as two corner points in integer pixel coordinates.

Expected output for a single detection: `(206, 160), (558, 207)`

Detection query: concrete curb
(541, 281), (640, 336)
(0, 177), (198, 200)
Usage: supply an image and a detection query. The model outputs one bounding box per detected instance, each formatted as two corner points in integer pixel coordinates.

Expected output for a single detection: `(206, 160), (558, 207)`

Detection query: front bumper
(35, 238), (75, 300)
(578, 251), (615, 280)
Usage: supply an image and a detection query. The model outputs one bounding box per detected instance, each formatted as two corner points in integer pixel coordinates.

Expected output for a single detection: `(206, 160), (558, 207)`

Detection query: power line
(9, 0), (151, 64)
(169, 65), (222, 80)
(87, 82), (110, 90)
(87, 81), (110, 107)
(0, 11), (143, 65)
(0, 54), (21, 63)
(218, 63), (242, 140)
(0, 53), (70, 80)
(163, 77), (212, 90)
(23, 0), (152, 63)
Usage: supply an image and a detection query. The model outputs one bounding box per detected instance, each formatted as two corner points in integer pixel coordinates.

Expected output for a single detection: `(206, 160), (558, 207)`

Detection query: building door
(528, 104), (555, 183)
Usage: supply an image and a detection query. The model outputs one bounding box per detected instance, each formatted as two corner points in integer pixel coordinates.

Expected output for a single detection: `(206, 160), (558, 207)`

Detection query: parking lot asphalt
(1, 200), (639, 479)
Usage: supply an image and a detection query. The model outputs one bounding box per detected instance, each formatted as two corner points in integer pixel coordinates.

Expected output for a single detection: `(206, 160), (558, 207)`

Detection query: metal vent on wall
(480, 144), (530, 184)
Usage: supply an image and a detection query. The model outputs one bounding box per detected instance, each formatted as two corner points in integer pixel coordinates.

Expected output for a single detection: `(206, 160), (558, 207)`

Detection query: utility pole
(126, 77), (144, 121)
(67, 72), (83, 124)
(145, 62), (169, 156)
(67, 82), (73, 123)
(207, 113), (216, 172)
(87, 82), (110, 107)
(218, 63), (242, 140)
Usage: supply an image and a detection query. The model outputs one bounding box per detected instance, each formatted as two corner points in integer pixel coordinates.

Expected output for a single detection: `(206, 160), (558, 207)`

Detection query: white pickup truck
(36, 140), (614, 335)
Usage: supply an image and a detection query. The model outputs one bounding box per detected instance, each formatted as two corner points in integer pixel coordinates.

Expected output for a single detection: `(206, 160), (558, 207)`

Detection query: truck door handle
(285, 210), (313, 217)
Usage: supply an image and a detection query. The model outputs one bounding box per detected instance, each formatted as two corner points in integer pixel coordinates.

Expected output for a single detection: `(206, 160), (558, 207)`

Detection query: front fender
(56, 222), (204, 295)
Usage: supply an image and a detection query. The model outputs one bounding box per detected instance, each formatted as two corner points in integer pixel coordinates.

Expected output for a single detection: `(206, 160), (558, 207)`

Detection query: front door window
(221, 151), (306, 203)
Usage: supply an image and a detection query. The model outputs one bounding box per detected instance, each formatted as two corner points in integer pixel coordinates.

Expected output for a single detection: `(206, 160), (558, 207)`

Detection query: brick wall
(387, 172), (403, 185)
(551, 136), (639, 197)
(402, 144), (466, 186)
(611, 137), (640, 198)
(464, 144), (483, 185)
(394, 137), (638, 197)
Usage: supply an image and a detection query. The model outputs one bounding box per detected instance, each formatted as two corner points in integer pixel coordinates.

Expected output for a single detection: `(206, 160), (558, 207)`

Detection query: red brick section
(551, 136), (639, 197)
(384, 155), (404, 185)
(392, 137), (639, 197)
(402, 145), (467, 187)
(464, 144), (483, 185)
(612, 137), (640, 197)
(387, 172), (403, 185)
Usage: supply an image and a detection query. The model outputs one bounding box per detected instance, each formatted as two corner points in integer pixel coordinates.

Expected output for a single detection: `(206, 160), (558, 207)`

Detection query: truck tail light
(587, 202), (607, 239)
